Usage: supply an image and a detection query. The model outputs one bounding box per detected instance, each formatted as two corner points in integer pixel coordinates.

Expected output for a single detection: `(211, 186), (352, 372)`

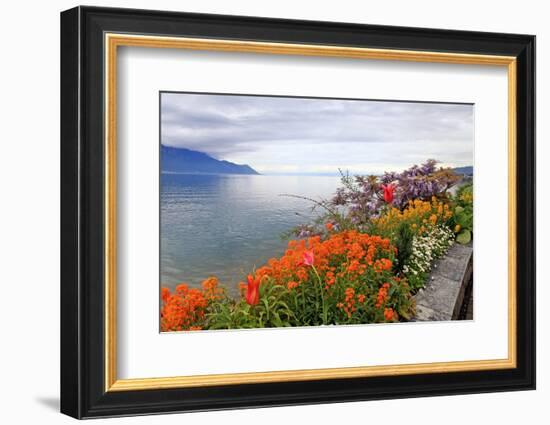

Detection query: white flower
(404, 224), (455, 289)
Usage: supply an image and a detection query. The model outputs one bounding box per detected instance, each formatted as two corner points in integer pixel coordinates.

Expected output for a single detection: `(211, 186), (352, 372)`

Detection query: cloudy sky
(161, 92), (473, 175)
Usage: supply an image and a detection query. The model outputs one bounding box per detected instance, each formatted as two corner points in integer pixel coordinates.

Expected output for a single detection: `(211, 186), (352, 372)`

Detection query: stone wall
(413, 242), (473, 321)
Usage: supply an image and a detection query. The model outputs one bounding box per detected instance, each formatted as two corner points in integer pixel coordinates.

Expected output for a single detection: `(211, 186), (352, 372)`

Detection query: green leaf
(398, 306), (411, 321)
(456, 230), (472, 244)
(455, 206), (465, 215)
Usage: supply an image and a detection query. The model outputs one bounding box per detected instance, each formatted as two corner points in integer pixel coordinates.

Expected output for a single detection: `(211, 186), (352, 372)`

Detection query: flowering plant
(159, 160), (472, 331)
(450, 183), (474, 244)
(207, 231), (415, 328)
(332, 160), (459, 225)
(402, 225), (455, 290)
(370, 197), (454, 239)
(160, 277), (224, 332)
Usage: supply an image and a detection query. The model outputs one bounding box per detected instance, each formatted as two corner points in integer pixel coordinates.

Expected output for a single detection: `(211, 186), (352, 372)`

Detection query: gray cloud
(161, 92), (473, 174)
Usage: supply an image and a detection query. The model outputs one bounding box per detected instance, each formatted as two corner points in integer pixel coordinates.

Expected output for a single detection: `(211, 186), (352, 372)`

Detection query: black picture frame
(61, 5), (535, 419)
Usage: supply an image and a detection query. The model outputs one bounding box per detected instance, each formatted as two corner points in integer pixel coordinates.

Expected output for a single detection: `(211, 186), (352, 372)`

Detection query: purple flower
(327, 159), (459, 221)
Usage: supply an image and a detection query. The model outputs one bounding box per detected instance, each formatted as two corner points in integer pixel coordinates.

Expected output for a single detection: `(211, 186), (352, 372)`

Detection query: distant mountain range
(453, 166), (474, 176)
(161, 146), (259, 175)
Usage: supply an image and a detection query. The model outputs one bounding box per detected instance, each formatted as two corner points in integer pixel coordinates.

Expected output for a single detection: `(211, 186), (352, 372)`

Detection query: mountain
(161, 146), (259, 175)
(453, 166), (473, 176)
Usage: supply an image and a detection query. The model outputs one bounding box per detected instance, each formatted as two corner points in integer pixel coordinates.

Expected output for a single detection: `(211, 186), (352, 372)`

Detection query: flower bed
(161, 160), (473, 331)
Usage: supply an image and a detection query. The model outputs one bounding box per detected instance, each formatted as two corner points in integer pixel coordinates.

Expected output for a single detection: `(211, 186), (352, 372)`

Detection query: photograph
(58, 5), (536, 419)
(159, 92), (474, 332)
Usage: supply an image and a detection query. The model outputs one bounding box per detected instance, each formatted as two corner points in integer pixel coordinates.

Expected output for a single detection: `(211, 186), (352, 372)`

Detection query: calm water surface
(161, 174), (340, 296)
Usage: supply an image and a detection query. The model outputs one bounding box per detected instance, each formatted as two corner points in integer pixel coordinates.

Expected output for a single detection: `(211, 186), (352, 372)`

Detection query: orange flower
(384, 307), (396, 321)
(347, 259), (360, 273)
(374, 258), (393, 273)
(161, 287), (170, 303)
(231, 230), (396, 316)
(340, 287), (357, 318)
(201, 276), (223, 301)
(175, 283), (189, 295)
(160, 285), (208, 332)
(287, 280), (299, 290)
(295, 268), (308, 282)
(161, 229), (402, 330)
(376, 283), (390, 308)
(304, 234), (383, 275)
(325, 222), (334, 231)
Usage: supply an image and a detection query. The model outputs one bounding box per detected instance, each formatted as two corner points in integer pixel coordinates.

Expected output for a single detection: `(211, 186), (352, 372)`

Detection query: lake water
(160, 174), (340, 296)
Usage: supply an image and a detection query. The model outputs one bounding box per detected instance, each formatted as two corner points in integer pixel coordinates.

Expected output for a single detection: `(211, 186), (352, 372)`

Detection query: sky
(161, 92), (474, 175)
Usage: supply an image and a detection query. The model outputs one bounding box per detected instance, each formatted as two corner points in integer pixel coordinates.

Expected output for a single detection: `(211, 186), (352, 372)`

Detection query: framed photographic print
(60, 6), (536, 419)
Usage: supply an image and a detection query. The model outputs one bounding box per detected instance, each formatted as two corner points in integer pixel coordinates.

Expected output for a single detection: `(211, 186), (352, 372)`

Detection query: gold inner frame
(104, 33), (517, 392)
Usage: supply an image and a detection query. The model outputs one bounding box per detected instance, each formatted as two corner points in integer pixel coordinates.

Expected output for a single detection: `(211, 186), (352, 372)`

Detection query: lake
(160, 174), (341, 296)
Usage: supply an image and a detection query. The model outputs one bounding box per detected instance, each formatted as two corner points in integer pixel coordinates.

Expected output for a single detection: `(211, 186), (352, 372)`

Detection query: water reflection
(160, 173), (339, 296)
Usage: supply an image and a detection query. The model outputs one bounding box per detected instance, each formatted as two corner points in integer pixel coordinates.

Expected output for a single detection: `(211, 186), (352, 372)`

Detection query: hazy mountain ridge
(161, 146), (259, 175)
(453, 166), (473, 176)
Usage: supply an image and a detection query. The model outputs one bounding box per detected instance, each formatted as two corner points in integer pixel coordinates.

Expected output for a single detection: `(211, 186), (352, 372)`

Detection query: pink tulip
(302, 250), (315, 267)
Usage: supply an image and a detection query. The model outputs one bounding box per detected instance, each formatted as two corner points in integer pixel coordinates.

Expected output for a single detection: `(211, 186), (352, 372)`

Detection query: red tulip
(381, 184), (395, 204)
(302, 250), (315, 267)
(245, 274), (261, 306)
